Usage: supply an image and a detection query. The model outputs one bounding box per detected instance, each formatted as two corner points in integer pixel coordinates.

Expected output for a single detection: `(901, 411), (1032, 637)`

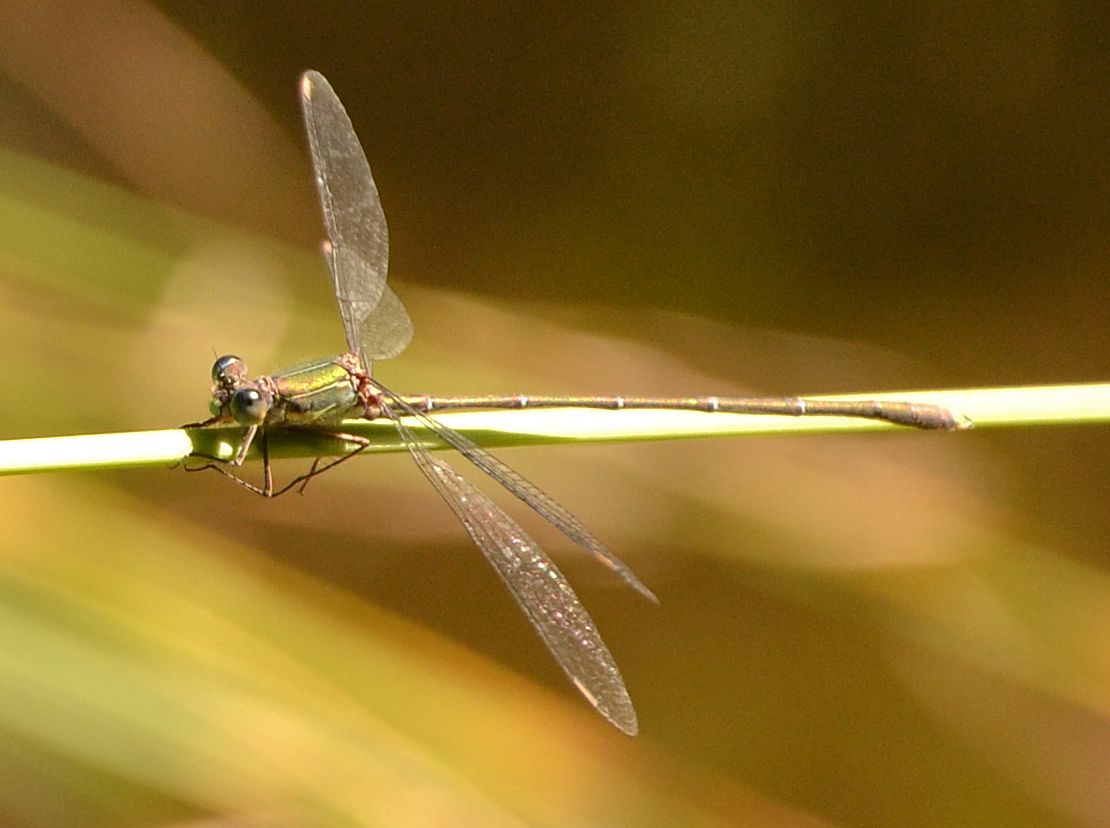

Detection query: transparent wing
(360, 285), (414, 361)
(301, 70), (402, 362)
(379, 386), (658, 603)
(321, 241), (413, 364)
(389, 412), (638, 735)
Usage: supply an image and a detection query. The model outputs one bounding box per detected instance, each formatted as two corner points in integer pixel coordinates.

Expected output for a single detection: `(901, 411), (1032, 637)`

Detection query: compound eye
(212, 355), (247, 385)
(229, 387), (269, 426)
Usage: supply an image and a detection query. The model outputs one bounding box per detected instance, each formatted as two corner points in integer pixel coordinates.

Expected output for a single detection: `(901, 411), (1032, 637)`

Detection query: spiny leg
(184, 458), (270, 496)
(234, 424), (258, 465)
(184, 425), (273, 497)
(186, 427), (375, 498)
(295, 458), (323, 494)
(270, 430), (374, 496)
(261, 427), (273, 496)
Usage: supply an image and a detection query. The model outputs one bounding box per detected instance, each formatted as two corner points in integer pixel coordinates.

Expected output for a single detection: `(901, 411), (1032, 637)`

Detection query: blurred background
(0, 2), (1107, 826)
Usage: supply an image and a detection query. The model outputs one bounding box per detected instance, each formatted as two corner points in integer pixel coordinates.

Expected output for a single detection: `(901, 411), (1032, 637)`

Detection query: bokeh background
(0, 3), (1107, 826)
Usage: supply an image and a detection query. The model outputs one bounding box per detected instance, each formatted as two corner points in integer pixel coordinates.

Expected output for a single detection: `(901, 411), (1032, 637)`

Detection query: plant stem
(0, 383), (1106, 476)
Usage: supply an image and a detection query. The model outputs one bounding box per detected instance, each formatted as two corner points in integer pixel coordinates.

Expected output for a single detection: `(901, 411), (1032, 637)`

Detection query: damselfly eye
(229, 387), (269, 426)
(212, 354), (247, 385)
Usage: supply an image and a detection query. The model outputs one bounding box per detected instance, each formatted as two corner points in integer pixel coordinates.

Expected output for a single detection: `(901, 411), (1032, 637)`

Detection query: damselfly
(194, 71), (966, 736)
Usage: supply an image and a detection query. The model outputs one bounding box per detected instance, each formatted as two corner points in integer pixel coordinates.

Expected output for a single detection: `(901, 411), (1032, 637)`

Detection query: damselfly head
(208, 355), (265, 423)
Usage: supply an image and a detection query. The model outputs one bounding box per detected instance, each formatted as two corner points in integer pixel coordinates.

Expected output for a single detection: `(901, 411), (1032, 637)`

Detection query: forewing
(380, 387), (658, 603)
(301, 70), (392, 358)
(391, 416), (638, 735)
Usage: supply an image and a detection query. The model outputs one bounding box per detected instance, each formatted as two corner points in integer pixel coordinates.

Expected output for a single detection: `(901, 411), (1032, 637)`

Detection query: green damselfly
(193, 71), (966, 735)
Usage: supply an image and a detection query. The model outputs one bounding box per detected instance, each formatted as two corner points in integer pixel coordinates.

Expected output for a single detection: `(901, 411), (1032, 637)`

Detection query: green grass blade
(0, 383), (1105, 476)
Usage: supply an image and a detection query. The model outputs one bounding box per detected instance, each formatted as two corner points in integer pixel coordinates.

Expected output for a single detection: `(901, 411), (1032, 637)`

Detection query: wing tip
(613, 714), (639, 737)
(572, 676), (639, 736)
(301, 69), (325, 101)
(632, 579), (660, 605)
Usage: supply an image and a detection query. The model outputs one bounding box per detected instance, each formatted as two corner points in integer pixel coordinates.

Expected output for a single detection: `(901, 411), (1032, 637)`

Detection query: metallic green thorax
(267, 358), (364, 425)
